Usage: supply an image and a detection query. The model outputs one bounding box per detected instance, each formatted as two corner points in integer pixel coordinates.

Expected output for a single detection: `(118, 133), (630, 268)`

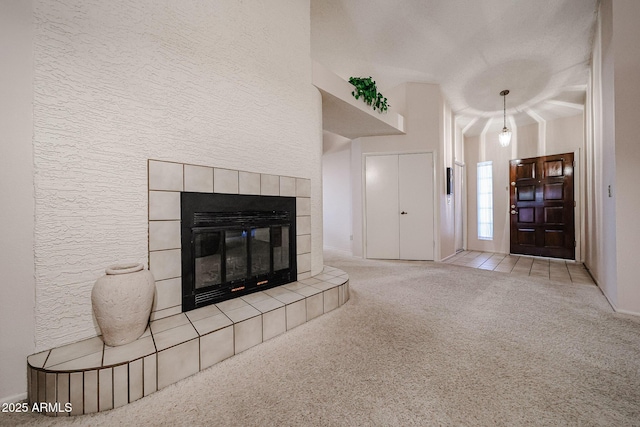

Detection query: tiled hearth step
(27, 266), (349, 416)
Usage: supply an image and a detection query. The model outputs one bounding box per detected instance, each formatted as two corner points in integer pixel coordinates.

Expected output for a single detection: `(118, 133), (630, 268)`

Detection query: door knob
(400, 211), (407, 215)
(511, 210), (518, 215)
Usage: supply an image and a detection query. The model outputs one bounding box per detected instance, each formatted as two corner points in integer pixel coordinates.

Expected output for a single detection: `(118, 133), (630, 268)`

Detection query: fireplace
(181, 192), (297, 311)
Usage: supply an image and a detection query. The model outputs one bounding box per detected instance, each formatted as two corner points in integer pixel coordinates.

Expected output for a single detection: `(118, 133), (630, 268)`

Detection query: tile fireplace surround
(146, 160), (314, 321)
(26, 160), (347, 416)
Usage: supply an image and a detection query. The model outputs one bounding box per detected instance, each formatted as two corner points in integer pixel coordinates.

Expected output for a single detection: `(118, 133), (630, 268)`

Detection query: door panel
(365, 155), (400, 259)
(509, 152), (575, 259)
(399, 153), (434, 260)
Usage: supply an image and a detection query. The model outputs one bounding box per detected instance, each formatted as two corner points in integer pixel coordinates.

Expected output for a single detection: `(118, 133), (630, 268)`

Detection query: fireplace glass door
(182, 193), (297, 311)
(191, 225), (293, 306)
(225, 230), (248, 282)
(194, 231), (222, 289)
(194, 227), (283, 288)
(251, 228), (271, 276)
(273, 226), (289, 271)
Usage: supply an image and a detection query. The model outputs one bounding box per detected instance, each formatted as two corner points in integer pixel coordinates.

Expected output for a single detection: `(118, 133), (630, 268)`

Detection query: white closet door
(365, 155), (400, 259)
(365, 153), (434, 261)
(399, 153), (434, 260)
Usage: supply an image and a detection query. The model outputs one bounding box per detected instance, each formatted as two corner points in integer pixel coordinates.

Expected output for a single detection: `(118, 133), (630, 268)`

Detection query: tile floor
(444, 251), (596, 286)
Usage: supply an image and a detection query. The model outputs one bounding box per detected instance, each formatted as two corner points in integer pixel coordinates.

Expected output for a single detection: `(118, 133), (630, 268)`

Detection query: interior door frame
(362, 150), (437, 260)
(574, 148), (583, 263)
(454, 161), (466, 253)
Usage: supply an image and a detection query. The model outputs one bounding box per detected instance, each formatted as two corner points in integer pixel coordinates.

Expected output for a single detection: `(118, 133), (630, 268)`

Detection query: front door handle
(511, 210), (518, 215)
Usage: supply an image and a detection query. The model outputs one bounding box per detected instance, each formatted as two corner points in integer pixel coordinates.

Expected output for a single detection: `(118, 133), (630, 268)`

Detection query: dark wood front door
(509, 152), (575, 259)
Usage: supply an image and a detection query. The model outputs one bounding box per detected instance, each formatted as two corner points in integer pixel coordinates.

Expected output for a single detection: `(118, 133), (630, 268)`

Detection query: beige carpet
(4, 251), (640, 426)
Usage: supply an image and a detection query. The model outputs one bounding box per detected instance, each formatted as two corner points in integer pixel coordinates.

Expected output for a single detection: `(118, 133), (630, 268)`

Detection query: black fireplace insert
(181, 192), (297, 311)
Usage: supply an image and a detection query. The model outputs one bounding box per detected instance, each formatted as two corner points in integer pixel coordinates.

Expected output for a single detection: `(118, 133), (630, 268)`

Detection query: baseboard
(590, 274), (640, 317)
(323, 246), (353, 257)
(1, 392), (27, 405)
(439, 252), (458, 262)
(613, 307), (640, 317)
(603, 290), (640, 316)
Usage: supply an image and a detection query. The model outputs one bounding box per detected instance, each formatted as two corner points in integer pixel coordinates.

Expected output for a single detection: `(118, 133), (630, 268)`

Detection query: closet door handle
(400, 211), (407, 215)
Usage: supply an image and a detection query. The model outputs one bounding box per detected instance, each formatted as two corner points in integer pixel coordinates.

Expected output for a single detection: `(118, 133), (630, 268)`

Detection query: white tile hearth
(153, 322), (199, 351)
(290, 285), (322, 298)
(157, 339), (199, 390)
(129, 359), (143, 402)
(306, 293), (324, 321)
(45, 336), (104, 369)
(234, 316), (263, 353)
(216, 298), (249, 313)
(103, 335), (155, 366)
(286, 299), (307, 330)
(200, 326), (234, 368)
(27, 269), (349, 417)
(223, 305), (261, 323)
(113, 365), (128, 408)
(250, 296), (285, 313)
(240, 291), (271, 305)
(190, 312), (233, 336)
(262, 307), (286, 341)
(324, 287), (340, 312)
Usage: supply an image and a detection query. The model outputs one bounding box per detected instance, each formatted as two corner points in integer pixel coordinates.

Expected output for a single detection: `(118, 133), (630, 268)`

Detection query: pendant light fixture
(499, 89), (512, 147)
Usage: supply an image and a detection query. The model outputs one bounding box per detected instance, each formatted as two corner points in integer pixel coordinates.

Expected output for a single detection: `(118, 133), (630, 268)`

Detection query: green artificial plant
(348, 76), (389, 113)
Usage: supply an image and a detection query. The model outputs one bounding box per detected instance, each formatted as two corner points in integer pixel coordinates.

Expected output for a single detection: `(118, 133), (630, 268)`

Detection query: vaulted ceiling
(310, 0), (598, 136)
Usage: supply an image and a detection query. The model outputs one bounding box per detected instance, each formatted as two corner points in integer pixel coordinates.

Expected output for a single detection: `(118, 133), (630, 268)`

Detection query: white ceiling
(310, 0), (598, 136)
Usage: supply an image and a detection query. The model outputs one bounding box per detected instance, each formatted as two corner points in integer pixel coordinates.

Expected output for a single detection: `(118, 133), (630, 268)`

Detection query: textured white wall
(0, 0), (36, 403)
(322, 132), (352, 253)
(587, 0), (640, 314)
(612, 0), (640, 314)
(32, 0), (322, 351)
(585, 0), (619, 307)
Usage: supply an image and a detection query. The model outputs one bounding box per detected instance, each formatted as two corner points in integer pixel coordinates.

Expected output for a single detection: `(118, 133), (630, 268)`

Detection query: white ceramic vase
(92, 263), (155, 347)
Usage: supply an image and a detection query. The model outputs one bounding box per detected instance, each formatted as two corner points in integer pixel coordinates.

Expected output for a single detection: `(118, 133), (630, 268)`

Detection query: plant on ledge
(348, 76), (389, 113)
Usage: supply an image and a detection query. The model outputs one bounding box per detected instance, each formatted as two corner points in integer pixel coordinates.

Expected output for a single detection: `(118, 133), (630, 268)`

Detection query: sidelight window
(477, 161), (493, 240)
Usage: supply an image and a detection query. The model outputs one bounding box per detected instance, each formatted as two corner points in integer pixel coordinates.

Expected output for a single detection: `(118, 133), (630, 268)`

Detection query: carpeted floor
(3, 251), (640, 426)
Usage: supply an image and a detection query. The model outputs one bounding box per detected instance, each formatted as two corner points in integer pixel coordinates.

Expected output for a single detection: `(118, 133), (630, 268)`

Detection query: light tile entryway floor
(444, 251), (596, 286)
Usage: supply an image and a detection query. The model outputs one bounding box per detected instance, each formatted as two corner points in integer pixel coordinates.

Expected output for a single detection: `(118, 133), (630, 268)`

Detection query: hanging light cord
(503, 93), (506, 128)
(500, 89), (509, 129)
